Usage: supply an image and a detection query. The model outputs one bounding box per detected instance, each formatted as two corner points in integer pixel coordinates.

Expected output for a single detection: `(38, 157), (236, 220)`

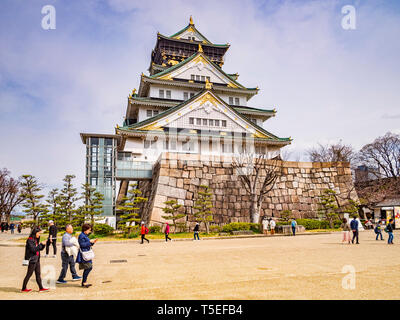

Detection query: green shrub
(93, 223), (114, 236)
(222, 222), (261, 233)
(209, 225), (221, 233)
(149, 225), (161, 233)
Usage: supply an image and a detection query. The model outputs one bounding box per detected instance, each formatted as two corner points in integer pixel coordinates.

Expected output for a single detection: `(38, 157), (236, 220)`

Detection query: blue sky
(1, 0), (400, 195)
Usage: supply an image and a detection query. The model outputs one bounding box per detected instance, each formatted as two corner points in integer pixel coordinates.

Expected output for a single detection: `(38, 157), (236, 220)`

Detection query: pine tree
(161, 199), (185, 233)
(41, 188), (65, 228)
(193, 185), (214, 234)
(318, 189), (339, 228)
(81, 183), (104, 226)
(59, 175), (78, 224)
(117, 184), (147, 236)
(73, 205), (87, 228)
(20, 175), (49, 226)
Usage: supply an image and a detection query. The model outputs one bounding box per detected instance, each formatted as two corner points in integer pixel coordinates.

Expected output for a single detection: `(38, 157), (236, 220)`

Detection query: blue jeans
(376, 231), (383, 240)
(58, 252), (78, 281)
(292, 227), (296, 236)
(388, 232), (394, 244)
(194, 232), (200, 240)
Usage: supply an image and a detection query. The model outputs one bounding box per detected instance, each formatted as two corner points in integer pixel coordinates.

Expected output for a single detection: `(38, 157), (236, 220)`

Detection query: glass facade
(85, 137), (117, 217)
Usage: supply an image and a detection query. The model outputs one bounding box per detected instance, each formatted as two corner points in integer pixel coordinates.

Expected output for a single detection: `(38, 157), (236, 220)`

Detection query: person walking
(76, 223), (97, 288)
(375, 220), (384, 241)
(4, 222), (9, 233)
(164, 222), (172, 242)
(140, 222), (149, 244)
(10, 223), (15, 234)
(350, 216), (359, 244)
(21, 227), (49, 292)
(193, 222), (200, 240)
(56, 224), (81, 284)
(386, 219), (394, 245)
(45, 220), (57, 258)
(17, 223), (22, 233)
(341, 218), (351, 244)
(270, 218), (276, 235)
(262, 217), (269, 235)
(291, 219), (297, 236)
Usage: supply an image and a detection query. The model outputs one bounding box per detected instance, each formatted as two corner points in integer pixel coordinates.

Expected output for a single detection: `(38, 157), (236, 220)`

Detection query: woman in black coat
(21, 227), (49, 292)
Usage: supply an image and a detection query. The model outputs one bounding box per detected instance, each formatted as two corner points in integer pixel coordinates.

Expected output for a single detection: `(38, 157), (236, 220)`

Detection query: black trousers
(141, 234), (149, 243)
(82, 266), (93, 284)
(46, 239), (57, 255)
(165, 234), (171, 241)
(22, 259), (43, 290)
(352, 230), (359, 243)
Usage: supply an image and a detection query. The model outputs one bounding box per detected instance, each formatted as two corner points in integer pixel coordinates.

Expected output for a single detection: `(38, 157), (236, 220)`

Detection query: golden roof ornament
(198, 43), (203, 53)
(205, 78), (212, 89)
(189, 15), (194, 25)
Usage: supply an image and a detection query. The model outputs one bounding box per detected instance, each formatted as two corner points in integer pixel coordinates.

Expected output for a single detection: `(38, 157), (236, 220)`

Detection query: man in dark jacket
(387, 219), (394, 244)
(350, 217), (359, 244)
(193, 222), (200, 240)
(45, 220), (57, 257)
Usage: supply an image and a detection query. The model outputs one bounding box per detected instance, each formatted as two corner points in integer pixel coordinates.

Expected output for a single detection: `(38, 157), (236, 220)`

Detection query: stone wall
(142, 153), (358, 229)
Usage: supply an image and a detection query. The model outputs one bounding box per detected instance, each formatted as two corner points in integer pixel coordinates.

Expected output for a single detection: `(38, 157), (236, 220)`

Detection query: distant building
(354, 165), (381, 183)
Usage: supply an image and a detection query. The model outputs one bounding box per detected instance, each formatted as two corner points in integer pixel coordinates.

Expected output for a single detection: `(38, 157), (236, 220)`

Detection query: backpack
(374, 226), (379, 234)
(384, 226), (389, 233)
(145, 227), (149, 234)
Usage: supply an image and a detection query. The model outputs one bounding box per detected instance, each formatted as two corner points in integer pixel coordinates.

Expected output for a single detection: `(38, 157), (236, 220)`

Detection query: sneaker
(39, 288), (50, 292)
(21, 289), (32, 293)
(56, 280), (67, 284)
(44, 254), (49, 258)
(72, 276), (82, 281)
(52, 255), (56, 258)
(81, 284), (92, 288)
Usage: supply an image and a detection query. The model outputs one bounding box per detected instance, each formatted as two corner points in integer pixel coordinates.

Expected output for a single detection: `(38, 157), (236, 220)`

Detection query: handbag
(22, 259), (29, 266)
(80, 248), (95, 261)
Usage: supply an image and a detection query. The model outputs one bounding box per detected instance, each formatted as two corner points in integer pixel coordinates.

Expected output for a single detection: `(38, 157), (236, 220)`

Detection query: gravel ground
(0, 230), (399, 300)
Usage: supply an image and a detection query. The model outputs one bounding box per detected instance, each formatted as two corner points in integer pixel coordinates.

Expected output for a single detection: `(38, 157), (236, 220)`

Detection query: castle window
(222, 120), (227, 127)
(159, 89), (164, 98)
(201, 76), (205, 82)
(166, 90), (171, 99)
(183, 92), (188, 100)
(191, 74), (195, 80)
(190, 92), (195, 98)
(209, 119), (214, 126)
(203, 119), (208, 125)
(235, 98), (240, 105)
(196, 75), (200, 81)
(189, 117), (194, 125)
(229, 97), (233, 104)
(215, 120), (220, 127)
(206, 76), (210, 82)
(196, 118), (201, 125)
(146, 110), (152, 117)
(153, 110), (159, 116)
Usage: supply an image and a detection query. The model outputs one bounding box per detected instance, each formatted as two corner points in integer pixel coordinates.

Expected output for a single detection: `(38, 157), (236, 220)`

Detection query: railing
(116, 160), (153, 180)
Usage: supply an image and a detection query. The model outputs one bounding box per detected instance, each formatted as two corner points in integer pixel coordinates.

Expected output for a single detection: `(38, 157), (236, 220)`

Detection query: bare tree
(0, 168), (24, 223)
(358, 132), (400, 179)
(232, 153), (281, 223)
(307, 141), (356, 163)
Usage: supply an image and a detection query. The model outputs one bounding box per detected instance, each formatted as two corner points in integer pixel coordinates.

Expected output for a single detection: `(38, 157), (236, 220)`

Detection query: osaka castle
(80, 17), (291, 226)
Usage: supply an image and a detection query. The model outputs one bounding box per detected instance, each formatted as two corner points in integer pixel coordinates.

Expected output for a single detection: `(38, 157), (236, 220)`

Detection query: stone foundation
(141, 153), (358, 229)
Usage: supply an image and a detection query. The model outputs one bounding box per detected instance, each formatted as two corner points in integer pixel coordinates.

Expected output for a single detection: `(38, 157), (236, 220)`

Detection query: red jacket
(165, 224), (170, 234)
(141, 225), (146, 235)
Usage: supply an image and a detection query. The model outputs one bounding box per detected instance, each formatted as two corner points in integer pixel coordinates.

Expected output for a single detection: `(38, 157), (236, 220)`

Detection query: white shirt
(262, 220), (269, 229)
(270, 220), (276, 228)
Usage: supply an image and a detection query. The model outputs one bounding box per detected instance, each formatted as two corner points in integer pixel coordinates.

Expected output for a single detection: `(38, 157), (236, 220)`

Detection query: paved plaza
(0, 230), (399, 300)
